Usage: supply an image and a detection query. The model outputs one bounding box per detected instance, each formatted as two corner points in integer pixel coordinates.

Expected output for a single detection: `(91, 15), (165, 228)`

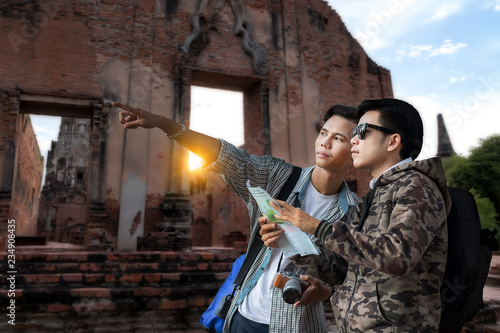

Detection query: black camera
(273, 270), (309, 304)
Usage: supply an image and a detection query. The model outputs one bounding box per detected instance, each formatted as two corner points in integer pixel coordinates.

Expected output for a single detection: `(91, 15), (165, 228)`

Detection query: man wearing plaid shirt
(115, 102), (359, 332)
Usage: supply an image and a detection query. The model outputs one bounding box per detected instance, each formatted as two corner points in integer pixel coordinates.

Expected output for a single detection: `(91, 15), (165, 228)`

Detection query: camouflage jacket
(297, 157), (451, 332)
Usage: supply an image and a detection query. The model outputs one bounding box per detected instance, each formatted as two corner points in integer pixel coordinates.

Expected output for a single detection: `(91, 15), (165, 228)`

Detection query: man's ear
(387, 133), (402, 153)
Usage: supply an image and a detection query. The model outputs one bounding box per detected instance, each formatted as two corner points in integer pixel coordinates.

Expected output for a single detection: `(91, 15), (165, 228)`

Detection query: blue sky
(327, 0), (500, 158)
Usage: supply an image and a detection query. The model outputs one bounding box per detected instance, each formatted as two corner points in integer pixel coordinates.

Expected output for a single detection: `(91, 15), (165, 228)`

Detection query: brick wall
(0, 248), (242, 332)
(0, 2), (101, 97)
(10, 113), (44, 236)
(0, 91), (19, 249)
(0, 91), (44, 248)
(0, 0), (390, 249)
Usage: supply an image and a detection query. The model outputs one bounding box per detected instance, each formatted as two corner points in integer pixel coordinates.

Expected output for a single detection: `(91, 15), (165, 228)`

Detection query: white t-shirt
(238, 180), (339, 324)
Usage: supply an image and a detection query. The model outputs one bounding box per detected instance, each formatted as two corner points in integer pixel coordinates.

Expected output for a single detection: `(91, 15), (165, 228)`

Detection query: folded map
(246, 180), (319, 257)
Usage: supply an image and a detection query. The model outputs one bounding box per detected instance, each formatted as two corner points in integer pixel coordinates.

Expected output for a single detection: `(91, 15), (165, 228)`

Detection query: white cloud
(396, 40), (467, 59)
(480, 0), (500, 10)
(329, 0), (488, 53)
(354, 33), (393, 51)
(329, 0), (432, 51)
(30, 115), (61, 185)
(30, 115), (61, 157)
(424, 2), (463, 24)
(450, 76), (467, 83)
(430, 40), (468, 56)
(402, 95), (443, 159)
(397, 44), (433, 58)
(402, 79), (500, 159)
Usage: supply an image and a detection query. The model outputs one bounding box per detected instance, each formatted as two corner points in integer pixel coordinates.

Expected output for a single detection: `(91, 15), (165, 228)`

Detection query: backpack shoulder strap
(446, 187), (481, 291)
(277, 166), (302, 201)
(234, 165), (302, 287)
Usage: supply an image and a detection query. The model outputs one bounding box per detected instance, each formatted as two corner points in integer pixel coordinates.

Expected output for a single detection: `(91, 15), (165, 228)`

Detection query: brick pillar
(0, 90), (19, 250)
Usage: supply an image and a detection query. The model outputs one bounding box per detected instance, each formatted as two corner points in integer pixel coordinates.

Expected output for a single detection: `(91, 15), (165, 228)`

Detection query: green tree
(442, 134), (500, 243)
(470, 189), (500, 245)
(442, 154), (470, 189)
(467, 135), (500, 215)
(443, 135), (500, 217)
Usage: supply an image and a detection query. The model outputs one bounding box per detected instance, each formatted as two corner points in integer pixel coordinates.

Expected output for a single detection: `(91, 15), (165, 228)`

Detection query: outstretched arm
(114, 102), (221, 164)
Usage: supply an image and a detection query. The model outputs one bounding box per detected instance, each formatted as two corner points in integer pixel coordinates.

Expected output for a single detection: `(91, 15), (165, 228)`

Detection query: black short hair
(356, 98), (424, 160)
(324, 105), (358, 123)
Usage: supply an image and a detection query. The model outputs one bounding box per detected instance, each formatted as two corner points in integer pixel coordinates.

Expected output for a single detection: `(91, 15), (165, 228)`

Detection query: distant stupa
(436, 113), (456, 158)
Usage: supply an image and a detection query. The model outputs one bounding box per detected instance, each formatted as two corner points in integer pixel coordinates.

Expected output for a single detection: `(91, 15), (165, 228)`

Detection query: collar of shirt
(369, 157), (413, 189)
(296, 166), (352, 215)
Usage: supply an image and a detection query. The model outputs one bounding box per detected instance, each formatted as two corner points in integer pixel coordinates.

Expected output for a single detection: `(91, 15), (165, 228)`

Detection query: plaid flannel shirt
(206, 140), (358, 333)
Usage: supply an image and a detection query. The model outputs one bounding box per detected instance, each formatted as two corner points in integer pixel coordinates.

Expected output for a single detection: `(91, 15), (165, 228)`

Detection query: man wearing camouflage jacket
(264, 99), (452, 332)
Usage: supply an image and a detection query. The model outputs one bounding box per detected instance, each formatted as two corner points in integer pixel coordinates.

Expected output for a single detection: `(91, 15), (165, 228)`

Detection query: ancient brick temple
(0, 0), (391, 252)
(37, 117), (92, 245)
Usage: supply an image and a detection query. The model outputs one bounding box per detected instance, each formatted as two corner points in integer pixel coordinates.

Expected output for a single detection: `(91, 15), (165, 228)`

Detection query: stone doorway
(14, 93), (109, 248)
(182, 70), (271, 247)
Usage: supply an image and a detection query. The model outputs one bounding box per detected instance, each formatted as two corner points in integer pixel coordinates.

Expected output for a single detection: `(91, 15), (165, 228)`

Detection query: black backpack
(439, 187), (499, 332)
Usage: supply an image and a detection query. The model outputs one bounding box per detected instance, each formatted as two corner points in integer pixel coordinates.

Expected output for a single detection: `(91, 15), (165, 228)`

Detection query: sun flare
(189, 152), (204, 171)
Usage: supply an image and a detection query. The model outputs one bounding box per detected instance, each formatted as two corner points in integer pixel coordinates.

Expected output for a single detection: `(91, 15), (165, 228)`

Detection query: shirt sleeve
(315, 220), (333, 241)
(290, 205), (357, 285)
(205, 139), (293, 206)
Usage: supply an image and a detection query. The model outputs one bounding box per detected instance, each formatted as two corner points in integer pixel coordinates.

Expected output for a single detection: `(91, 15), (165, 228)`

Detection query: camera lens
(283, 279), (302, 304)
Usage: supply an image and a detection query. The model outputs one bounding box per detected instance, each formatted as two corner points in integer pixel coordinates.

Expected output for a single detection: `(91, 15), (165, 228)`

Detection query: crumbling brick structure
(0, 97), (44, 247)
(37, 117), (92, 245)
(0, 0), (392, 251)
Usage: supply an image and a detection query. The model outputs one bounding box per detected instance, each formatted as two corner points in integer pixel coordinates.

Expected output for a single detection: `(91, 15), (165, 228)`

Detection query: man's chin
(352, 160), (365, 170)
(315, 157), (328, 166)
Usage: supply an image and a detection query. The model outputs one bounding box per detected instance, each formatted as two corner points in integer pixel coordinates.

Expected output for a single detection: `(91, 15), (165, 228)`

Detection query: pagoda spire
(436, 113), (456, 158)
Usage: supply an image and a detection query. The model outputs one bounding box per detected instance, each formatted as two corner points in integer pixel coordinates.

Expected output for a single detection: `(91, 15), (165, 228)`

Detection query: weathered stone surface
(1, 0), (384, 250)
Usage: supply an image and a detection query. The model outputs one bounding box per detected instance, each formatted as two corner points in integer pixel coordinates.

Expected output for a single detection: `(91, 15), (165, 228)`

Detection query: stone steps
(487, 254), (500, 287)
(469, 254), (500, 332)
(4, 271), (229, 287)
(487, 274), (500, 287)
(0, 251), (234, 291)
(0, 248), (240, 331)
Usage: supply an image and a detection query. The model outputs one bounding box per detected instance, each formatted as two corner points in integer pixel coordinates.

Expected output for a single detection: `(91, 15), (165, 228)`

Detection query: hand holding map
(246, 180), (319, 257)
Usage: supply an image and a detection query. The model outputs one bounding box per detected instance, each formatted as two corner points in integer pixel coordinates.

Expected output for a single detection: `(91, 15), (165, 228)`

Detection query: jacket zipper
(343, 265), (360, 332)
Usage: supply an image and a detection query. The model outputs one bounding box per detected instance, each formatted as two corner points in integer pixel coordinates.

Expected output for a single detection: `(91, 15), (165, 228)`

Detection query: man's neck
(310, 166), (346, 196)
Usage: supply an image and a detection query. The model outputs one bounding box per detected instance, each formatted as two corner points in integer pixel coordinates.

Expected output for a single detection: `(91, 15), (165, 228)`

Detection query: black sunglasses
(351, 123), (398, 140)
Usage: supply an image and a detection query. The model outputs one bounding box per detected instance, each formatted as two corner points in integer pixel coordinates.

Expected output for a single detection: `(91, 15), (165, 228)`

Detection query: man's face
(350, 111), (391, 171)
(314, 115), (355, 172)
